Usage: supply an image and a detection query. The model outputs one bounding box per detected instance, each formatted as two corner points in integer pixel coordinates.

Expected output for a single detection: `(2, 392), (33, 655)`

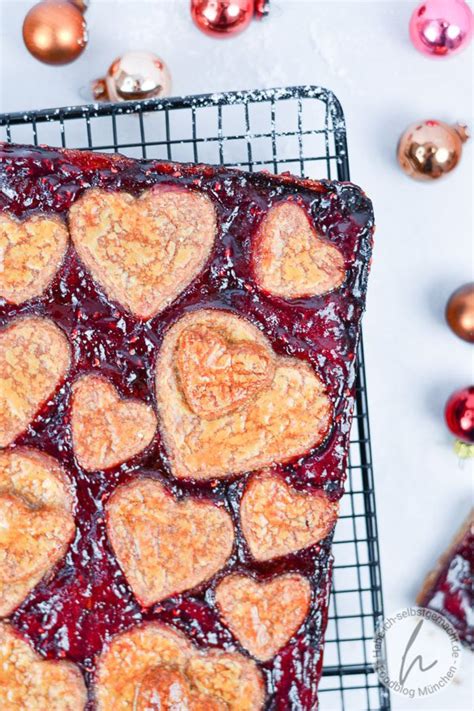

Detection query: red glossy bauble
(445, 386), (474, 443)
(191, 0), (255, 37)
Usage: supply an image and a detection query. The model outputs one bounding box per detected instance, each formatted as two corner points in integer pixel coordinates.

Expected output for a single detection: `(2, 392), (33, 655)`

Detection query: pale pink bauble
(409, 0), (473, 57)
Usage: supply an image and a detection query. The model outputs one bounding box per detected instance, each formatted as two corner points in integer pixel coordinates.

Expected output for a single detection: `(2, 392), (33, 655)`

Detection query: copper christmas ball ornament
(397, 120), (469, 180)
(92, 51), (172, 103)
(22, 0), (88, 65)
(191, 0), (255, 37)
(446, 283), (474, 343)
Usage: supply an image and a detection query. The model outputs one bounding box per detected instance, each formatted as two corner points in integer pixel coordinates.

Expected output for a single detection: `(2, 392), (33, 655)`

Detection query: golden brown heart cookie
(106, 478), (234, 606)
(71, 375), (157, 472)
(0, 448), (75, 617)
(133, 666), (226, 711)
(0, 212), (68, 305)
(252, 201), (345, 299)
(241, 471), (339, 561)
(68, 187), (216, 319)
(0, 622), (86, 710)
(177, 324), (275, 419)
(156, 310), (332, 480)
(95, 622), (264, 711)
(0, 316), (71, 448)
(215, 573), (311, 661)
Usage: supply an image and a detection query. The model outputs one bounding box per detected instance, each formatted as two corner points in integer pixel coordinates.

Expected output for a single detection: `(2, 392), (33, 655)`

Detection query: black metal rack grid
(0, 86), (390, 711)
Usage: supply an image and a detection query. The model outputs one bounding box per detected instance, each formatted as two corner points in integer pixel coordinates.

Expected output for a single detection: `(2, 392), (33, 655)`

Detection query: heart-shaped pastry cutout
(106, 478), (234, 606)
(0, 448), (75, 617)
(0, 212), (68, 305)
(71, 375), (157, 471)
(0, 316), (71, 448)
(133, 666), (226, 711)
(95, 622), (264, 711)
(177, 325), (275, 419)
(253, 201), (345, 299)
(0, 622), (86, 709)
(156, 310), (332, 480)
(215, 573), (311, 661)
(69, 187), (216, 319)
(241, 471), (339, 561)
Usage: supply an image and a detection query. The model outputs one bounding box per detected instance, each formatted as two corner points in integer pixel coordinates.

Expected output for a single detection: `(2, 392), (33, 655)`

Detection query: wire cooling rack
(0, 86), (390, 711)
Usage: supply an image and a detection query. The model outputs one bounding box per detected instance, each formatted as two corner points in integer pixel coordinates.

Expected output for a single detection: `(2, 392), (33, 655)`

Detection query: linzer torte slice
(417, 509), (473, 650)
(0, 142), (374, 710)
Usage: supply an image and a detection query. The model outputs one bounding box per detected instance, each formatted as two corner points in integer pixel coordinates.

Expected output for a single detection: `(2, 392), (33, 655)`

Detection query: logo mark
(373, 607), (462, 699)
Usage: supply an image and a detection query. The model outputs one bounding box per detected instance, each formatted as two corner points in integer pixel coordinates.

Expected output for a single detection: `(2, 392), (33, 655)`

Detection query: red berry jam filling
(0, 143), (374, 709)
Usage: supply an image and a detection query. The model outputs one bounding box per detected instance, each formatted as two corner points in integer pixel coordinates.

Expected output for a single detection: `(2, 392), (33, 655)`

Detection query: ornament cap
(453, 123), (470, 143)
(454, 440), (474, 459)
(91, 78), (109, 102)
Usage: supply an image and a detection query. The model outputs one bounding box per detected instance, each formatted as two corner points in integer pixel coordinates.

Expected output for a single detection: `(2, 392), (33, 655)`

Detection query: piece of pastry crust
(106, 477), (234, 606)
(240, 471), (339, 561)
(68, 187), (216, 319)
(0, 622), (86, 710)
(215, 573), (311, 661)
(253, 202), (345, 299)
(0, 447), (75, 617)
(0, 213), (68, 305)
(95, 622), (265, 711)
(155, 309), (332, 480)
(0, 316), (71, 448)
(71, 375), (157, 472)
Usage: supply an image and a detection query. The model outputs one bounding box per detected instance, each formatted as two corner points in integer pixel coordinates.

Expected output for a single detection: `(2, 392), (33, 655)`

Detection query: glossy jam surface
(0, 144), (374, 709)
(419, 521), (473, 650)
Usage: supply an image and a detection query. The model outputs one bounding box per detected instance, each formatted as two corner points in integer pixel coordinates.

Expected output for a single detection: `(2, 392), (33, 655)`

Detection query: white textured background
(0, 1), (473, 710)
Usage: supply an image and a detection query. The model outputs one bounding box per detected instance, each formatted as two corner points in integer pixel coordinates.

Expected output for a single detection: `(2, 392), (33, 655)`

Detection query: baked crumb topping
(95, 622), (264, 711)
(156, 310), (332, 480)
(177, 325), (275, 419)
(71, 374), (157, 471)
(0, 622), (86, 710)
(0, 317), (71, 448)
(0, 448), (75, 617)
(0, 213), (68, 306)
(106, 478), (234, 606)
(253, 202), (345, 299)
(133, 665), (227, 710)
(241, 471), (339, 561)
(68, 187), (216, 319)
(215, 573), (311, 661)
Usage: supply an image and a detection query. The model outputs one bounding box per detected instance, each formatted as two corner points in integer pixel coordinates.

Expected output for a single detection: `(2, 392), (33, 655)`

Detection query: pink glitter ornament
(409, 0), (473, 57)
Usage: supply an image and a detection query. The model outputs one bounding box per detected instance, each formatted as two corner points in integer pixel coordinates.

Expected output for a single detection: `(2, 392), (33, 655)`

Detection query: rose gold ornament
(446, 283), (474, 343)
(92, 51), (172, 103)
(191, 0), (255, 37)
(22, 0), (88, 66)
(397, 120), (469, 180)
